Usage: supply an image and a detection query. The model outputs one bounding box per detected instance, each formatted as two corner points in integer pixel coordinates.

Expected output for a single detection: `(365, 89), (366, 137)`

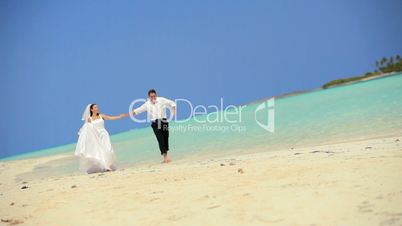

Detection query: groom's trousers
(151, 118), (169, 155)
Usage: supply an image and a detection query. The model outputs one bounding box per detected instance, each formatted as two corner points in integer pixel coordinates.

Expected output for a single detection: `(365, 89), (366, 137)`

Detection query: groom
(129, 89), (176, 163)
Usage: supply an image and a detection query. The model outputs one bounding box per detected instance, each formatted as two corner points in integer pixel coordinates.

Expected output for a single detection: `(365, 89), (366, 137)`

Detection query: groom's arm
(130, 102), (147, 116)
(171, 106), (176, 118)
(162, 97), (176, 119)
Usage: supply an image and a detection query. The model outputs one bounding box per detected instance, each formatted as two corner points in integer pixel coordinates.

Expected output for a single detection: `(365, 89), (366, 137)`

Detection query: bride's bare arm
(100, 114), (127, 120)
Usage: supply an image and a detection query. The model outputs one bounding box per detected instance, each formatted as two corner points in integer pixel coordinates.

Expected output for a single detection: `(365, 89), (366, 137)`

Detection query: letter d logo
(254, 98), (275, 133)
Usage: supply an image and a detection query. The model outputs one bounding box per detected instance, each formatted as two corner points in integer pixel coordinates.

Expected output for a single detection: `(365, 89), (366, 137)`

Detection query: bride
(75, 104), (127, 173)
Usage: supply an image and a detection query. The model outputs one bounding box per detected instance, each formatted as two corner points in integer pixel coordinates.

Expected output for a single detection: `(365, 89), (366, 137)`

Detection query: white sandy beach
(1, 136), (402, 226)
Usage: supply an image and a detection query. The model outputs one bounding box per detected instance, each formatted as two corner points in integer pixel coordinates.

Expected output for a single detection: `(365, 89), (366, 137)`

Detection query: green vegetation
(322, 55), (402, 89)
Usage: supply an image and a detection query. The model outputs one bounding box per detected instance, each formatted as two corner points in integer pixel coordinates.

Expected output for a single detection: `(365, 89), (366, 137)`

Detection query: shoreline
(2, 72), (401, 162)
(1, 135), (401, 225)
(2, 130), (401, 179)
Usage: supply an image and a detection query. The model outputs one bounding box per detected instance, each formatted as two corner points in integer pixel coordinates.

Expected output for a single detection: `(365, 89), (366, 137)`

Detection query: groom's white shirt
(133, 97), (176, 121)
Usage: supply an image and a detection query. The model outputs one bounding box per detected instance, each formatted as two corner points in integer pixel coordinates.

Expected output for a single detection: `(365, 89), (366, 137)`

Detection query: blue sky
(1, 0), (401, 158)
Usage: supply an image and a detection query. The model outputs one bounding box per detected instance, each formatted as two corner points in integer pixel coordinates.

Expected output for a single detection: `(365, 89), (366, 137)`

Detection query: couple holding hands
(74, 89), (176, 173)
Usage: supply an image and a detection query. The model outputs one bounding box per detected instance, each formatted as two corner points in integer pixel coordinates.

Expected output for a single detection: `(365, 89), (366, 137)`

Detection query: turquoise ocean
(2, 73), (402, 177)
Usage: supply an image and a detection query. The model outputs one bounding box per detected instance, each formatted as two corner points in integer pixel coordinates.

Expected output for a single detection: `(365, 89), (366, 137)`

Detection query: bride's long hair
(89, 104), (99, 117)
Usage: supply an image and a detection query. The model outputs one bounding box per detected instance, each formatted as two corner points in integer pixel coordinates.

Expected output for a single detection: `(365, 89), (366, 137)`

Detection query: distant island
(322, 55), (402, 89)
(239, 55), (402, 106)
(246, 55), (402, 105)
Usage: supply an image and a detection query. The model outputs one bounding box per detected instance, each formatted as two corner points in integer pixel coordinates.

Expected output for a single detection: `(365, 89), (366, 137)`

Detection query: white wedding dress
(75, 115), (117, 173)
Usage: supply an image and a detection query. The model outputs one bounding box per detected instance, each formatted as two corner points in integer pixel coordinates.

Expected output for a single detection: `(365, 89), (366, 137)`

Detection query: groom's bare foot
(162, 153), (171, 163)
